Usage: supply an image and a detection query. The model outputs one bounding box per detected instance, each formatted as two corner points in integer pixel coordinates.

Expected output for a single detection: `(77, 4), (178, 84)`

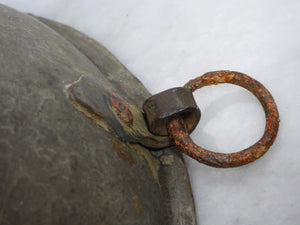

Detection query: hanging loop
(167, 71), (280, 168)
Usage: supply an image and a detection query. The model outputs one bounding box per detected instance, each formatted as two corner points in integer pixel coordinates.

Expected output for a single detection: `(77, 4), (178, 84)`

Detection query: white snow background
(1, 0), (299, 224)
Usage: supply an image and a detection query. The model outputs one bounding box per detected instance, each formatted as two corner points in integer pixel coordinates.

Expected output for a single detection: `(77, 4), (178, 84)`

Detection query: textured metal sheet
(0, 4), (196, 225)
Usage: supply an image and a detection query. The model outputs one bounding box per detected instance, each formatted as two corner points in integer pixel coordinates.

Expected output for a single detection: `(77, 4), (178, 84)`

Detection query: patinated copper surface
(167, 71), (280, 168)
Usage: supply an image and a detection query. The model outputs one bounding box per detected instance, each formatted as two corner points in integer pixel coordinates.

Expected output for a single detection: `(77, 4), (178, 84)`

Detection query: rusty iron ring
(167, 71), (280, 168)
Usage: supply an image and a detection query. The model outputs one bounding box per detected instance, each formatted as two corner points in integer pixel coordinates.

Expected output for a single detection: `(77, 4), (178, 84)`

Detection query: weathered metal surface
(143, 87), (201, 135)
(66, 75), (171, 149)
(0, 4), (196, 225)
(167, 71), (280, 168)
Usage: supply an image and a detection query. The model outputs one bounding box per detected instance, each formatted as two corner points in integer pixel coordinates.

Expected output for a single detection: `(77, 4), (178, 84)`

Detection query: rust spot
(132, 195), (142, 215)
(112, 140), (134, 166)
(110, 92), (133, 124)
(168, 70), (280, 168)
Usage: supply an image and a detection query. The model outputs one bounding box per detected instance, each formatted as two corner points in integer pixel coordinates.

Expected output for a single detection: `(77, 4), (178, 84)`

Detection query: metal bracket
(66, 75), (171, 149)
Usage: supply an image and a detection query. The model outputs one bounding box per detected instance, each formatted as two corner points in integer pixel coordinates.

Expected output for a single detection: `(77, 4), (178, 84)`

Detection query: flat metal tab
(66, 75), (171, 149)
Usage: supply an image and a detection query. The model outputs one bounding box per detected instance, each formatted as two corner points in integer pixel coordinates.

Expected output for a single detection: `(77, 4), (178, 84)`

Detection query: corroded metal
(167, 71), (280, 168)
(143, 87), (201, 135)
(66, 75), (171, 149)
(110, 92), (134, 124)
